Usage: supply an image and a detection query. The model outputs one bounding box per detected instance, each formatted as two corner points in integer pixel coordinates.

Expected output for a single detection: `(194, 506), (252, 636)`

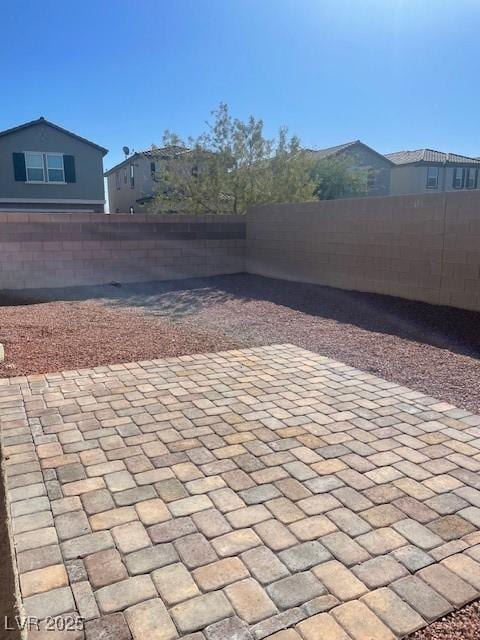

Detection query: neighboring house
(105, 146), (190, 213)
(307, 140), (394, 197)
(386, 149), (480, 196)
(0, 117), (108, 213)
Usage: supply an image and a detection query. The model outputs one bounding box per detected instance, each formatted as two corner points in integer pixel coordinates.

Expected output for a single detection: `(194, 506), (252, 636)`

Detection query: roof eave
(0, 118), (108, 156)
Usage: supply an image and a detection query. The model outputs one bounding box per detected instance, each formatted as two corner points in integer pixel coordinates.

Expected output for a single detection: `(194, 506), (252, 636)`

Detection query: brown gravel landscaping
(1, 273), (479, 412)
(1, 274), (480, 639)
(0, 297), (240, 379)
(408, 600), (480, 640)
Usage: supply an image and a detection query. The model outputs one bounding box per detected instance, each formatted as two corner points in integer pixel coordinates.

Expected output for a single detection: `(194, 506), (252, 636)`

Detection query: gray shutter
(64, 155), (76, 183)
(13, 153), (26, 181)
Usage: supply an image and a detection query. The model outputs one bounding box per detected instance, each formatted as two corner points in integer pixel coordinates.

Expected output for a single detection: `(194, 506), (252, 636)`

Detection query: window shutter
(13, 153), (26, 181)
(64, 155), (76, 183)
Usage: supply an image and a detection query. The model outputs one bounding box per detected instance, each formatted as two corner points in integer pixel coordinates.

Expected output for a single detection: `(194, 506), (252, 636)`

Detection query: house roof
(0, 117), (108, 156)
(386, 149), (480, 166)
(104, 145), (191, 176)
(306, 140), (395, 166)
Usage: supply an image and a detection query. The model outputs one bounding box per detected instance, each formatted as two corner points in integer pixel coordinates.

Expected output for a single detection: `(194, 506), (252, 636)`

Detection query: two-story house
(105, 146), (190, 214)
(386, 149), (480, 195)
(0, 117), (108, 213)
(307, 140), (394, 197)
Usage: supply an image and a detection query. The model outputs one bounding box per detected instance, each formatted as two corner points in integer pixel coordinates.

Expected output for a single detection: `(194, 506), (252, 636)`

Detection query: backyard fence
(0, 191), (479, 313)
(0, 213), (245, 290)
(247, 191), (480, 313)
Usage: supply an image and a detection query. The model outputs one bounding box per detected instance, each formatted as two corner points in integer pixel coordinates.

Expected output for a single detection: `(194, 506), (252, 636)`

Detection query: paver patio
(1, 343), (480, 640)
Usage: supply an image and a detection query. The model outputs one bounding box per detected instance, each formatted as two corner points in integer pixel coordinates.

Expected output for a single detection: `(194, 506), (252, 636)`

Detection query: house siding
(390, 164), (480, 196)
(0, 122), (105, 212)
(107, 155), (157, 213)
(313, 144), (392, 197)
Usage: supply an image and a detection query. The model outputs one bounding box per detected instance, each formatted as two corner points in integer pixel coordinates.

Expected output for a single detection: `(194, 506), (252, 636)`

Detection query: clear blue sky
(2, 0), (479, 170)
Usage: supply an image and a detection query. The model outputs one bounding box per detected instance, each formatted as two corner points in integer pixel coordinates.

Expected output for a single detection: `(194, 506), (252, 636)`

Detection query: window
(46, 154), (65, 182)
(115, 171), (121, 189)
(123, 168), (127, 184)
(25, 152), (45, 182)
(366, 168), (376, 192)
(25, 152), (65, 183)
(466, 168), (478, 190)
(426, 166), (439, 189)
(150, 162), (156, 174)
(130, 164), (135, 188)
(453, 167), (465, 189)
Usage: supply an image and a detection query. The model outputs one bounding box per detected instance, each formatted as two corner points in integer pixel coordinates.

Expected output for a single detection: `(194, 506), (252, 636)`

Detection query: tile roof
(0, 117), (108, 155)
(105, 145), (192, 175)
(386, 149), (480, 165)
(306, 140), (361, 159)
(306, 140), (394, 166)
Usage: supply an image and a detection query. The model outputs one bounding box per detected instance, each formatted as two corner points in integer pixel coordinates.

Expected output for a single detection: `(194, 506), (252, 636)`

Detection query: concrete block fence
(0, 191), (479, 312)
(0, 213), (245, 290)
(247, 191), (480, 313)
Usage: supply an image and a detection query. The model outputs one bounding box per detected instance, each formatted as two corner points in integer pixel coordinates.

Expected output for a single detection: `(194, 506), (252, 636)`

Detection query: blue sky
(2, 0), (479, 170)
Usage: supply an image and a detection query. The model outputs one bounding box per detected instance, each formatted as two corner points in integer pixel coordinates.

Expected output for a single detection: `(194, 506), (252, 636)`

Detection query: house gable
(0, 119), (107, 211)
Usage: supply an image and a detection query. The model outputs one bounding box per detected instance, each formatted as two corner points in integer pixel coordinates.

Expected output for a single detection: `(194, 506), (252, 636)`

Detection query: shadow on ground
(2, 274), (479, 360)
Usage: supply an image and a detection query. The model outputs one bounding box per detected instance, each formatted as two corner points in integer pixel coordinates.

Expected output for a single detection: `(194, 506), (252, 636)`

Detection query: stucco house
(386, 149), (480, 195)
(308, 140), (394, 197)
(105, 146), (191, 214)
(0, 117), (108, 213)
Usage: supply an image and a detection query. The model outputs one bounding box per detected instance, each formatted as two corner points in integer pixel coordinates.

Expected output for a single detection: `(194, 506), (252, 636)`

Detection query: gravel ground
(0, 298), (240, 378)
(408, 600), (480, 640)
(1, 273), (480, 637)
(1, 273), (480, 412)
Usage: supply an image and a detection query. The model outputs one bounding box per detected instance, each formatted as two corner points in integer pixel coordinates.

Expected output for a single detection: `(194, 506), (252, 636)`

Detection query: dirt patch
(0, 456), (20, 640)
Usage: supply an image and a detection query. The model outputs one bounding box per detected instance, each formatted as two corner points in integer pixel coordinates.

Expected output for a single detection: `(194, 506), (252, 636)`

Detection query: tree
(310, 157), (365, 200)
(148, 103), (315, 214)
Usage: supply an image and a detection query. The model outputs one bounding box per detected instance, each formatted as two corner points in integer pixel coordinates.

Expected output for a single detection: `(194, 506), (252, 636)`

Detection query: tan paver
(225, 578), (277, 624)
(332, 600), (396, 639)
(20, 563), (68, 597)
(125, 598), (178, 640)
(297, 612), (350, 639)
(313, 561), (367, 600)
(361, 587), (425, 637)
(2, 344), (480, 639)
(152, 563), (200, 605)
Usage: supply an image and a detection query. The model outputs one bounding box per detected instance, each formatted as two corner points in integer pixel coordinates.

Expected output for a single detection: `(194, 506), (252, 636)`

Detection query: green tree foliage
(148, 103), (366, 213)
(310, 157), (365, 200)
(149, 103), (315, 214)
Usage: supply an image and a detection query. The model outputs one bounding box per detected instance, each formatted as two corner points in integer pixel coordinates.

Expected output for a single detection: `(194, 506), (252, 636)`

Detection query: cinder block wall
(247, 191), (480, 312)
(0, 213), (245, 290)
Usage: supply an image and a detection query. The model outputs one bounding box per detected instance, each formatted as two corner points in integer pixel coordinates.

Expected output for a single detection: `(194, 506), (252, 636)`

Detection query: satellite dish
(122, 146), (130, 157)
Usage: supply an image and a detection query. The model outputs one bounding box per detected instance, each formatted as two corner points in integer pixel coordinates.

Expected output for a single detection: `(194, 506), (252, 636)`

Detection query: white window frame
(453, 167), (465, 189)
(25, 152), (45, 183)
(130, 163), (135, 189)
(24, 152), (66, 184)
(426, 166), (439, 189)
(466, 168), (478, 190)
(46, 153), (65, 183)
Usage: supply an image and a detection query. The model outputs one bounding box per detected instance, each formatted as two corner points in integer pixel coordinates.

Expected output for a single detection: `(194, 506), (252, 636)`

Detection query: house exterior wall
(335, 146), (391, 197)
(0, 123), (106, 212)
(390, 164), (480, 196)
(107, 155), (157, 213)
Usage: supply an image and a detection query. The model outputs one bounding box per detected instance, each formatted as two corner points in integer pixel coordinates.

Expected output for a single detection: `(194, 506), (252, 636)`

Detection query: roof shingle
(386, 149), (480, 165)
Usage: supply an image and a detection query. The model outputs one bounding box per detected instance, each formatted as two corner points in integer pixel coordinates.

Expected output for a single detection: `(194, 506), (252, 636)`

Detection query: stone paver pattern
(1, 344), (480, 640)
